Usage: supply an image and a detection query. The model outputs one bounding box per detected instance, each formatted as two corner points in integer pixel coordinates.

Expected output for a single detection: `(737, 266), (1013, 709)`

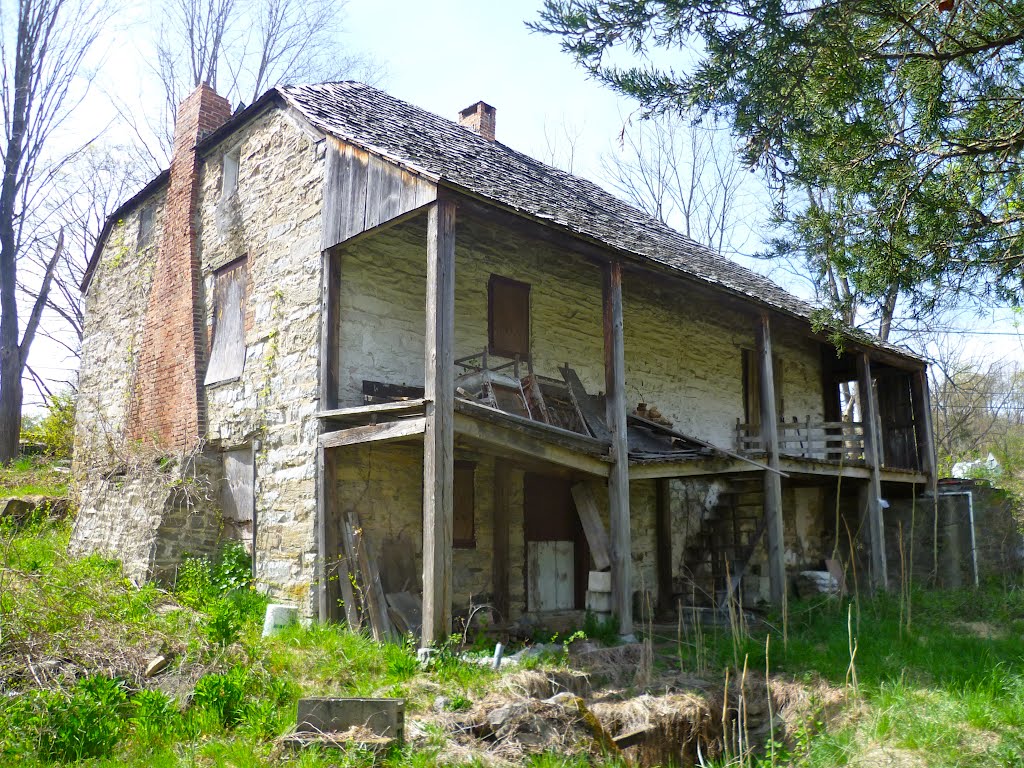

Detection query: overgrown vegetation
(1, 493), (1023, 766)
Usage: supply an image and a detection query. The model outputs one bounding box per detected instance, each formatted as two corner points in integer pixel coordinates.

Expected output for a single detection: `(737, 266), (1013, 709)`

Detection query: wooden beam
(656, 478), (673, 616)
(757, 313), (787, 605)
(319, 250), (340, 411)
(493, 462), (512, 622)
(603, 259), (632, 636)
(316, 444), (331, 622)
(318, 399), (427, 423)
(857, 352), (888, 591)
(571, 482), (612, 571)
(453, 411), (610, 477)
(454, 398), (608, 455)
(319, 417), (426, 449)
(422, 198), (456, 646)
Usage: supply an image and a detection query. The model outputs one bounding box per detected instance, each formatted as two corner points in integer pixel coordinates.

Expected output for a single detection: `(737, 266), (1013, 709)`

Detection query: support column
(656, 478), (673, 616)
(422, 198), (456, 646)
(603, 260), (632, 636)
(857, 352), (888, 591)
(492, 462), (511, 622)
(316, 248), (340, 622)
(757, 313), (786, 605)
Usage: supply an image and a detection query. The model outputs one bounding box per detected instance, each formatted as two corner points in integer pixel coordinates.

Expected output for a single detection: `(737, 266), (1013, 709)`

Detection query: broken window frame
(487, 274), (531, 361)
(222, 145), (241, 199)
(137, 203), (155, 252)
(204, 256), (248, 386)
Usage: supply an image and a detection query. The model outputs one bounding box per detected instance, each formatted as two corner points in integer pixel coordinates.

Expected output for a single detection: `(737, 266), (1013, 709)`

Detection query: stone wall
(74, 191), (165, 472)
(334, 213), (827, 449)
(197, 106), (326, 610)
(74, 99), (326, 610)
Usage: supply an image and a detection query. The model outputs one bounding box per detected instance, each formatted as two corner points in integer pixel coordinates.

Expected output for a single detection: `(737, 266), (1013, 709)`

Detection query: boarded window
(454, 461), (475, 548)
(137, 204), (155, 251)
(488, 275), (530, 360)
(221, 446), (255, 557)
(222, 146), (240, 198)
(205, 258), (247, 385)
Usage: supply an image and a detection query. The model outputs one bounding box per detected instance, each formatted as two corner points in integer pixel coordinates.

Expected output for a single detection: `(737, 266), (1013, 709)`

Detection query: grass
(2, 488), (1023, 766)
(0, 455), (69, 498)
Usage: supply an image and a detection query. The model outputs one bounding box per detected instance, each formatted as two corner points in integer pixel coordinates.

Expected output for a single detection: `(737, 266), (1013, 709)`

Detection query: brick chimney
(129, 84), (232, 450)
(458, 101), (496, 141)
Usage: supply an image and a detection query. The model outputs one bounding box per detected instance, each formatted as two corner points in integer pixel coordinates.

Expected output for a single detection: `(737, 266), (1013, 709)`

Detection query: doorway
(523, 473), (589, 611)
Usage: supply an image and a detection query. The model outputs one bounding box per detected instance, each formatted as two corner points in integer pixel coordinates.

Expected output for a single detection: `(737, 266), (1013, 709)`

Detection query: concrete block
(586, 590), (612, 612)
(262, 603), (299, 636)
(297, 697), (404, 743)
(588, 570), (612, 593)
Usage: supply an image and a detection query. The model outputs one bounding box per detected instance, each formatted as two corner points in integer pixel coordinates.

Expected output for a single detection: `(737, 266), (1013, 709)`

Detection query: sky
(18, 0), (1024, 410)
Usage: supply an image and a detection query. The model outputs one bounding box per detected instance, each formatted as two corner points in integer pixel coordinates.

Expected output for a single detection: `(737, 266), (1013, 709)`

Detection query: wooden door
(523, 473), (588, 610)
(877, 374), (918, 470)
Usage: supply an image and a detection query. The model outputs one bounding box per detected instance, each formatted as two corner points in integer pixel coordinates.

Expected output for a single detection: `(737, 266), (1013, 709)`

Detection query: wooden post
(492, 462), (511, 622)
(319, 249), (341, 410)
(603, 260), (632, 636)
(422, 198), (456, 646)
(656, 478), (673, 616)
(757, 314), (786, 605)
(316, 248), (340, 622)
(857, 352), (888, 591)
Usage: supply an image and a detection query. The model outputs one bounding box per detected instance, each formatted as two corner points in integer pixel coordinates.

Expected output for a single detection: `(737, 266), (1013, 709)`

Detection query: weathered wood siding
(321, 137), (436, 250)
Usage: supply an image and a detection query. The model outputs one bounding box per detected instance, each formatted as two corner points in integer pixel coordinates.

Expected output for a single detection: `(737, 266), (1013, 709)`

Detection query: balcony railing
(735, 417), (866, 463)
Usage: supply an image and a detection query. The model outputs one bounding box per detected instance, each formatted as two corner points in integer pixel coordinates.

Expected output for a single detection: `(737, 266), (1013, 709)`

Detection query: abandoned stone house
(71, 81), (937, 643)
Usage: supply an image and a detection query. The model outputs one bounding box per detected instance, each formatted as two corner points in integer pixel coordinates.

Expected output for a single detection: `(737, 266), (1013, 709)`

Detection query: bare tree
(0, 0), (109, 463)
(149, 0), (380, 159)
(602, 112), (755, 257)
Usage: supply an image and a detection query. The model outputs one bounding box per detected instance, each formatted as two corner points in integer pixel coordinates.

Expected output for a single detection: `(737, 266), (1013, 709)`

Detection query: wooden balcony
(735, 418), (866, 464)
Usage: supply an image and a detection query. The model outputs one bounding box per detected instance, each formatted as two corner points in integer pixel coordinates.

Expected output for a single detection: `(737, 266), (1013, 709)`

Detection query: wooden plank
(318, 399), (427, 422)
(321, 137), (438, 250)
(857, 352), (888, 591)
(910, 368), (937, 486)
(386, 591), (423, 636)
(350, 512), (396, 642)
(339, 518), (363, 630)
(629, 413), (788, 476)
(603, 260), (632, 635)
(656, 478), (673, 615)
(319, 417), (426, 449)
(571, 482), (612, 571)
(454, 397), (607, 454)
(559, 364), (612, 443)
(422, 198), (456, 646)
(757, 313), (786, 606)
(453, 411), (610, 477)
(316, 444), (330, 622)
(493, 462), (512, 621)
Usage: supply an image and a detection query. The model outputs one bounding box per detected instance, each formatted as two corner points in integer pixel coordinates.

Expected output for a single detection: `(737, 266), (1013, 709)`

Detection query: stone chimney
(129, 84), (232, 450)
(458, 101), (496, 141)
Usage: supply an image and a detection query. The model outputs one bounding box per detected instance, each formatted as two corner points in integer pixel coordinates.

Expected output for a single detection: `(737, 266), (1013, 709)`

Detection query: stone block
(586, 590), (612, 613)
(297, 697), (404, 743)
(588, 571), (612, 593)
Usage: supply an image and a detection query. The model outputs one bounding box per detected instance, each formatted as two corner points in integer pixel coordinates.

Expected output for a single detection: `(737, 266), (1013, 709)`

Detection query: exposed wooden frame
(857, 352), (888, 591)
(319, 418), (427, 449)
(318, 399), (427, 422)
(603, 259), (632, 635)
(757, 313), (787, 605)
(422, 198), (457, 646)
(910, 369), (937, 489)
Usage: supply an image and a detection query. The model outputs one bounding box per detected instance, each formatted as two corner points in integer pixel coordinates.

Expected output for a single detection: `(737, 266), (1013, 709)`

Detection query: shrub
(192, 666), (250, 728)
(21, 391), (75, 460)
(36, 674), (127, 761)
(130, 688), (182, 742)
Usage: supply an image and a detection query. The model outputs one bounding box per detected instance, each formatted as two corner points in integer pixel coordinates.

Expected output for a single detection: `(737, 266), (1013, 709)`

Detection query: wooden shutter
(488, 275), (530, 360)
(205, 258), (247, 385)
